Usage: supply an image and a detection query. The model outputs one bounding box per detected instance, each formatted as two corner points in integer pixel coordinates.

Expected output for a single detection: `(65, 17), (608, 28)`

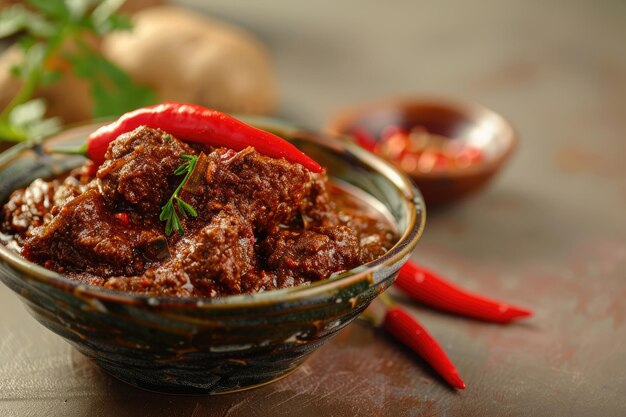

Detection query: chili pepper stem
(357, 310), (379, 326)
(378, 292), (396, 309)
(45, 142), (88, 156)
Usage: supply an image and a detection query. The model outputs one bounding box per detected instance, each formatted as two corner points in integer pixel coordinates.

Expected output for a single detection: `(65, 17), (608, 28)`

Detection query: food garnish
(0, 0), (155, 143)
(56, 102), (322, 172)
(159, 154), (199, 236)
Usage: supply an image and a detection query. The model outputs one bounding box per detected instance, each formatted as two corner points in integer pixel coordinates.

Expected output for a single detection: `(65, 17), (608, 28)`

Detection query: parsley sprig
(159, 155), (199, 236)
(0, 0), (155, 143)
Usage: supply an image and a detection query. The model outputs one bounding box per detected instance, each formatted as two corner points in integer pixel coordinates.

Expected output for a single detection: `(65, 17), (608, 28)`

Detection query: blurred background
(0, 0), (625, 416)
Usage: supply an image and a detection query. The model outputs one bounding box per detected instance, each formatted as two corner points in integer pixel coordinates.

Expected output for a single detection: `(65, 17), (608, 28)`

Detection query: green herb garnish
(0, 0), (155, 143)
(159, 155), (199, 236)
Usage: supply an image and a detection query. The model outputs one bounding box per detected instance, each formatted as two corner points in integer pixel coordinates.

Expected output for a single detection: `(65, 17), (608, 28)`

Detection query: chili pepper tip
(502, 305), (533, 320)
(447, 371), (466, 390)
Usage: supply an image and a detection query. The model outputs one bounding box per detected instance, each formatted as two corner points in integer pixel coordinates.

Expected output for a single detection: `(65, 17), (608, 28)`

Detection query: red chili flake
(114, 212), (129, 225)
(285, 259), (300, 268)
(353, 124), (485, 172)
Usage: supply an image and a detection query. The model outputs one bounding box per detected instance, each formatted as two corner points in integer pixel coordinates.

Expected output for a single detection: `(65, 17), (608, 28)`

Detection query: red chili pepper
(351, 127), (378, 152)
(384, 305), (465, 389)
(64, 103), (322, 173)
(395, 261), (532, 323)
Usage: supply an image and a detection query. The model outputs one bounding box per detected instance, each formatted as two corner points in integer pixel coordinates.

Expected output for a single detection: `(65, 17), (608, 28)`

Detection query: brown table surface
(2, 1), (626, 416)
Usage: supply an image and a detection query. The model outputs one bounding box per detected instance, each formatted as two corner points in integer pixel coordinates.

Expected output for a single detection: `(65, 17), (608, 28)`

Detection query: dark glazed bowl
(327, 97), (517, 206)
(0, 121), (425, 394)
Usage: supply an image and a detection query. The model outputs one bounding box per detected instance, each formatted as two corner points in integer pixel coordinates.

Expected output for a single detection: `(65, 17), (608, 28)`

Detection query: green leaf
(91, 0), (130, 35)
(65, 0), (99, 20)
(40, 70), (62, 85)
(158, 157), (199, 236)
(6, 99), (61, 141)
(0, 5), (55, 38)
(26, 0), (69, 21)
(8, 99), (46, 126)
(1, 0), (145, 146)
(173, 214), (184, 236)
(17, 35), (37, 50)
(23, 117), (62, 140)
(159, 201), (173, 221)
(164, 215), (173, 236)
(15, 43), (46, 80)
(0, 7), (27, 38)
(66, 44), (156, 118)
(176, 199), (187, 219)
(106, 14), (133, 31)
(0, 119), (28, 142)
(177, 199), (198, 218)
(173, 163), (189, 175)
(10, 64), (22, 79)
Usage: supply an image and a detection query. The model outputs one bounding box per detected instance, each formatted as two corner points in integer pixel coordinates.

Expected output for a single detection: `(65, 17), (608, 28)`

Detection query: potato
(102, 5), (277, 116)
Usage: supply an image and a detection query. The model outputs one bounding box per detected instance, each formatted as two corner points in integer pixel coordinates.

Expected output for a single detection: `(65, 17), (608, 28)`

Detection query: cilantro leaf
(7, 99), (61, 141)
(25, 0), (70, 21)
(91, 0), (131, 35)
(1, 0), (156, 144)
(0, 5), (54, 38)
(67, 44), (156, 118)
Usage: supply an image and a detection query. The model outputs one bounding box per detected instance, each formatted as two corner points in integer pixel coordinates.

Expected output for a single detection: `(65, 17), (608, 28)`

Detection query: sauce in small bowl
(327, 97), (518, 206)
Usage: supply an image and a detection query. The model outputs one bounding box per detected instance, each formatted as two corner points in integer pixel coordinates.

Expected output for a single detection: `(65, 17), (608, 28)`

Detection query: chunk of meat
(0, 170), (90, 241)
(181, 209), (255, 296)
(301, 176), (340, 227)
(194, 147), (317, 233)
(340, 207), (396, 262)
(1, 179), (58, 238)
(104, 261), (195, 297)
(98, 126), (195, 213)
(22, 189), (162, 278)
(260, 225), (362, 287)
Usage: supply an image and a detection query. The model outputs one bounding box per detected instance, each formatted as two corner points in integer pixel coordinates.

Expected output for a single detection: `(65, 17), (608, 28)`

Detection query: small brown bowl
(327, 97), (517, 207)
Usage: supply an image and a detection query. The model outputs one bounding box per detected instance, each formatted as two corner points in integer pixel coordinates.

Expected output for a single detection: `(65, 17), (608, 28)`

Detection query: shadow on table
(69, 322), (438, 417)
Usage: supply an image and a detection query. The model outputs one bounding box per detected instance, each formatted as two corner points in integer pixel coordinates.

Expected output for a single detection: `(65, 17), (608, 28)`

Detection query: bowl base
(95, 357), (304, 396)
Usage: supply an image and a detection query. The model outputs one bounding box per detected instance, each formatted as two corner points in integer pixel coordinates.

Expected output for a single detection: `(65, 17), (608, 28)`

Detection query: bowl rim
(0, 121), (426, 309)
(326, 95), (518, 179)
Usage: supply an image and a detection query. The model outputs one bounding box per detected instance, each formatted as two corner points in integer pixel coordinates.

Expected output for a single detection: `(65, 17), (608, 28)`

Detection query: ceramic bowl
(327, 97), (517, 206)
(0, 121), (425, 394)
